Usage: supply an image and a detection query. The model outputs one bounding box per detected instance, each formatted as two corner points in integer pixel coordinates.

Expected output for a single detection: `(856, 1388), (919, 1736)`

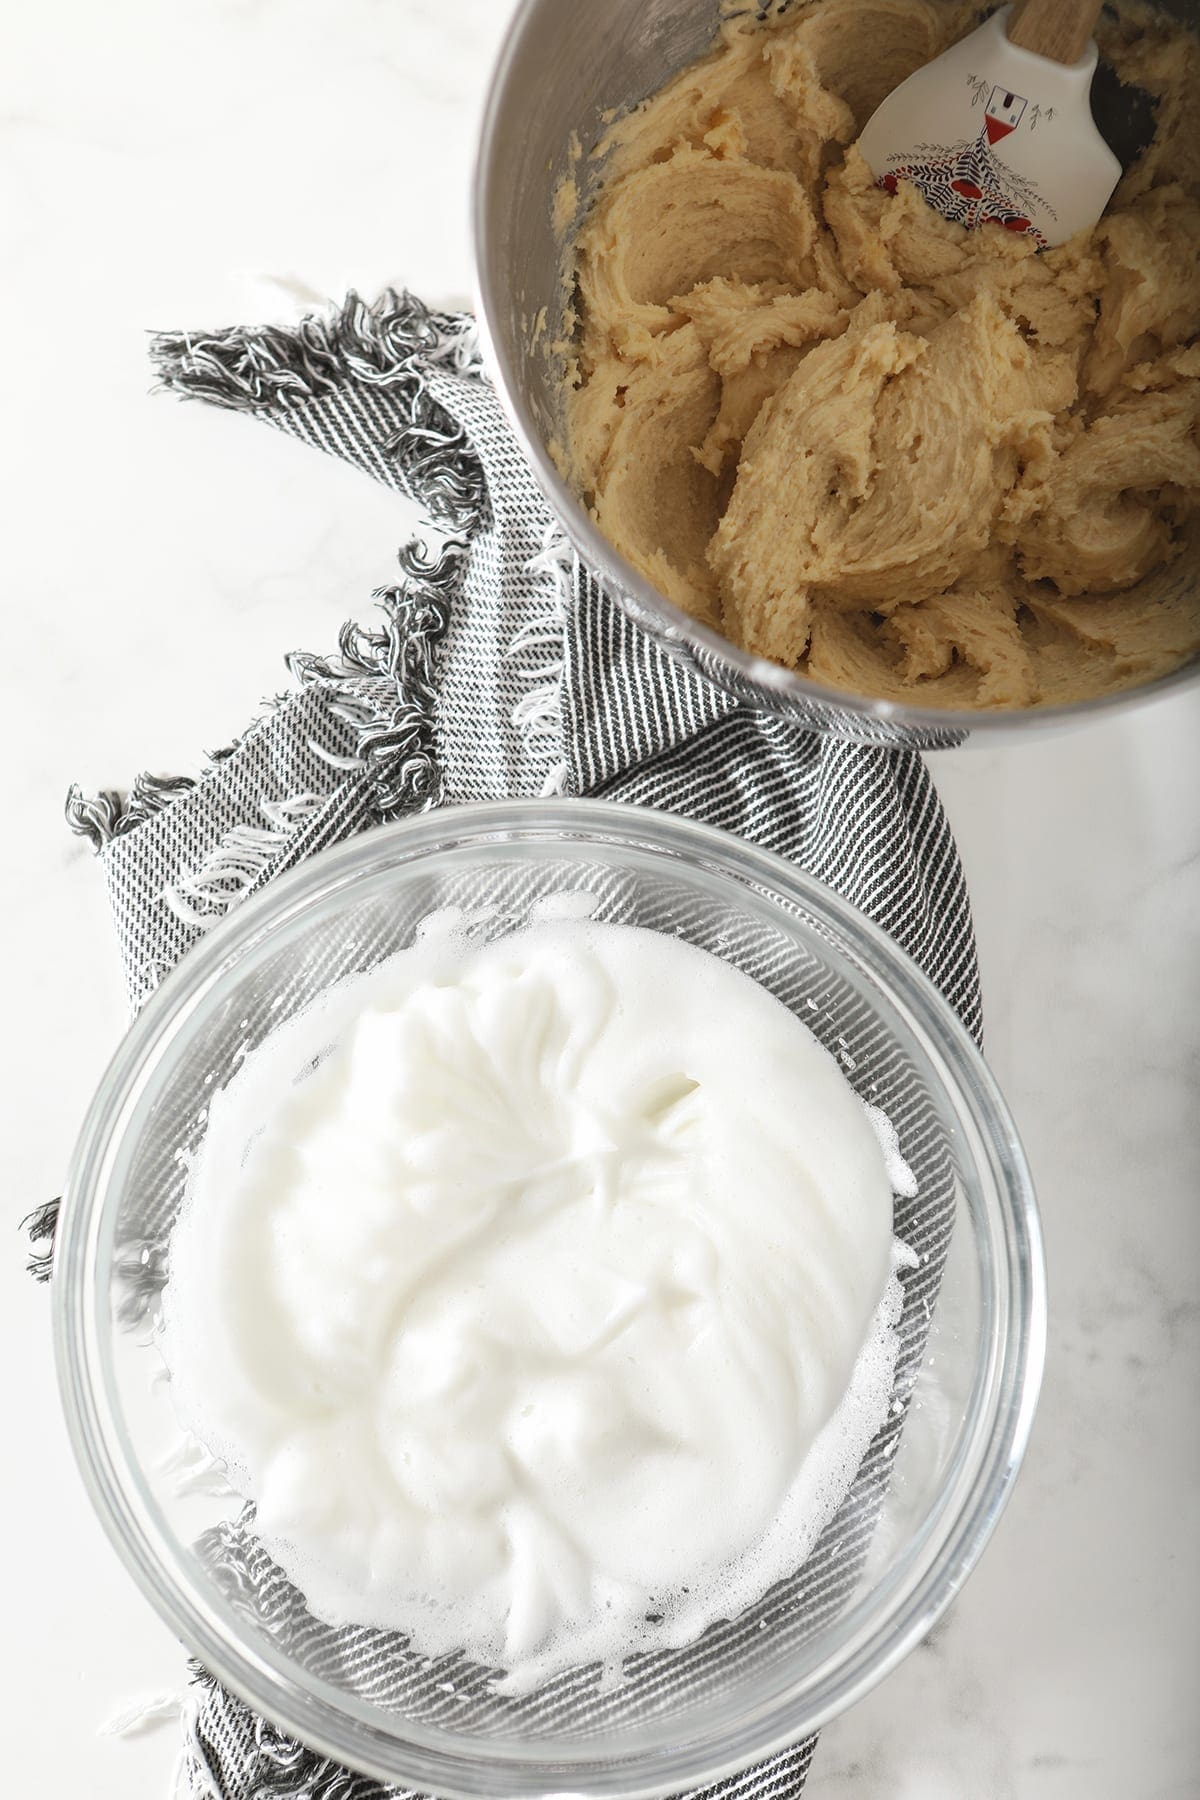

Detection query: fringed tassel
(182, 1680), (399, 1800)
(290, 537), (461, 820)
(65, 772), (201, 851)
(63, 293), (484, 861)
(510, 523), (574, 796)
(65, 532), (459, 863)
(65, 786), (127, 848)
(184, 1657), (399, 1799)
(161, 793), (328, 929)
(151, 290), (487, 534)
(23, 1197), (59, 1282)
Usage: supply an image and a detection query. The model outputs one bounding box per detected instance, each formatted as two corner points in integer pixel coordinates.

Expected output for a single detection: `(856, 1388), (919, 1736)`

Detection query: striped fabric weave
(65, 291), (980, 1800)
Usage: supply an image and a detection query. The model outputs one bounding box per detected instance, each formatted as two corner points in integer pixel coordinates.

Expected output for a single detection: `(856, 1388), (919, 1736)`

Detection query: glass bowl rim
(54, 798), (1046, 1797)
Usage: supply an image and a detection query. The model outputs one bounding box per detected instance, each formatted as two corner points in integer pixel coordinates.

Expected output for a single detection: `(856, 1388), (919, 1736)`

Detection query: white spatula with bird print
(858, 0), (1123, 248)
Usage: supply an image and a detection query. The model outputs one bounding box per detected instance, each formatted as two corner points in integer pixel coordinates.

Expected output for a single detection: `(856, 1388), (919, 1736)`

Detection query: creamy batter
(562, 0), (1200, 709)
(163, 912), (908, 1690)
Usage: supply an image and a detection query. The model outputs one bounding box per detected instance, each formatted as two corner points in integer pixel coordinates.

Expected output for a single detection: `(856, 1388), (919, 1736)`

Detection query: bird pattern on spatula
(875, 82), (1058, 245)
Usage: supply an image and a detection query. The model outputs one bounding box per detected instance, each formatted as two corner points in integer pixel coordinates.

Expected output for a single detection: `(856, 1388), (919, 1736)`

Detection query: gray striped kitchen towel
(48, 290), (980, 1800)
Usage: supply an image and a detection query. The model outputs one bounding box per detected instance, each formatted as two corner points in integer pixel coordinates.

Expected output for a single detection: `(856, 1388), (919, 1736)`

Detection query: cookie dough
(561, 0), (1200, 710)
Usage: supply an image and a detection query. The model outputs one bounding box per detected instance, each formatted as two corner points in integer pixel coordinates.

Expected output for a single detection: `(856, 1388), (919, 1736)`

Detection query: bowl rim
(54, 799), (1045, 1797)
(469, 0), (1199, 740)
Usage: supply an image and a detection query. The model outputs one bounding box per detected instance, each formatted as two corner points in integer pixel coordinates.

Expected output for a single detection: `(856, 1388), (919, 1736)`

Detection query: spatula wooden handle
(1006, 0), (1104, 65)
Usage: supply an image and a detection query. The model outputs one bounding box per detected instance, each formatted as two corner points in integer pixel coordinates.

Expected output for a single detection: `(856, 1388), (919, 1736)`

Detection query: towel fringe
(290, 536), (460, 820)
(161, 793), (329, 930)
(508, 523), (574, 794)
(151, 290), (487, 535)
(65, 532), (460, 868)
(22, 1198), (59, 1283)
(66, 772), (200, 849)
(67, 295), (485, 859)
(181, 1669), (397, 1800)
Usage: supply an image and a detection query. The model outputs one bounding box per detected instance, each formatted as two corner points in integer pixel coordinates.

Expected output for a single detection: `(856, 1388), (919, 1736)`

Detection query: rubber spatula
(858, 0), (1122, 247)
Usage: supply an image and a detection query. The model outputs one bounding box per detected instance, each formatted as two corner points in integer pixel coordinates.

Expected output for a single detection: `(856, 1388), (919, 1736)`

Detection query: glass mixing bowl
(55, 800), (1044, 1796)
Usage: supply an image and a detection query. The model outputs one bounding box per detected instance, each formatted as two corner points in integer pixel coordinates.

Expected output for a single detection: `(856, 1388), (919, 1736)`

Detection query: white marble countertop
(5, 1), (1198, 1795)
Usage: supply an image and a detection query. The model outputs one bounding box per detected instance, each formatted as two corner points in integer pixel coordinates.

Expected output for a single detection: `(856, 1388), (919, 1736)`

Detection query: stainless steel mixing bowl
(472, 0), (1199, 748)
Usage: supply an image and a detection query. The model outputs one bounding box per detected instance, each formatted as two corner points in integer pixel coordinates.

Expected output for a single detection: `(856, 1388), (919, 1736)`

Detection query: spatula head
(858, 5), (1122, 247)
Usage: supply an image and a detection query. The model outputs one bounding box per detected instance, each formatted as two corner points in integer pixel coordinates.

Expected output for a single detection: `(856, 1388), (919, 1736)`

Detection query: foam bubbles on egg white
(162, 911), (914, 1691)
